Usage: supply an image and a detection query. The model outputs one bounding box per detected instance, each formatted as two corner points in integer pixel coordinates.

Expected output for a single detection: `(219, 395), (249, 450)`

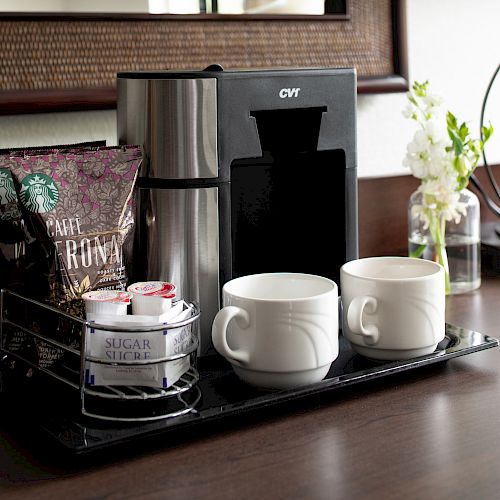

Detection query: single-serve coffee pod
(82, 290), (132, 317)
(127, 281), (176, 315)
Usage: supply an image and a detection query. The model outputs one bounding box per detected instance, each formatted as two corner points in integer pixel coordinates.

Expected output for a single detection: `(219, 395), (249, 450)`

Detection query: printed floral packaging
(0, 145), (142, 369)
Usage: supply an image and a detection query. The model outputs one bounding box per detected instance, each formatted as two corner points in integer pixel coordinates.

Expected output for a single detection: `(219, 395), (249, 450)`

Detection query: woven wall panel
(0, 0), (394, 92)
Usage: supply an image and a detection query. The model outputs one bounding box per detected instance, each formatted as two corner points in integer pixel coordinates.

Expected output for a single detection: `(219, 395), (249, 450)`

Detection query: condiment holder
(0, 289), (200, 422)
(85, 300), (195, 389)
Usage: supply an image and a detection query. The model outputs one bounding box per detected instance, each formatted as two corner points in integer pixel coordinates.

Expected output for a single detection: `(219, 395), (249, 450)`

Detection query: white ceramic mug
(340, 257), (445, 361)
(211, 273), (339, 390)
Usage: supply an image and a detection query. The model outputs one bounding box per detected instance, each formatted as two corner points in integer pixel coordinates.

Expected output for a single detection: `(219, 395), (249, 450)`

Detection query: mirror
(0, 0), (346, 15)
(0, 0), (406, 115)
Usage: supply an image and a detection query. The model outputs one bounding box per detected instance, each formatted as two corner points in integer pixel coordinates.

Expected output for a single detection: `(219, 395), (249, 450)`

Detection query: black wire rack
(0, 289), (201, 422)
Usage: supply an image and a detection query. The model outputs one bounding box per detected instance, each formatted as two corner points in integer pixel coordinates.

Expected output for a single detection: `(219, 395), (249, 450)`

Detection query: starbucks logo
(0, 169), (17, 206)
(0, 170), (19, 220)
(20, 173), (59, 213)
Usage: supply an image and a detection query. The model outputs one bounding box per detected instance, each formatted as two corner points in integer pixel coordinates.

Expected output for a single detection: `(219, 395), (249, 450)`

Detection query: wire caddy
(0, 289), (201, 422)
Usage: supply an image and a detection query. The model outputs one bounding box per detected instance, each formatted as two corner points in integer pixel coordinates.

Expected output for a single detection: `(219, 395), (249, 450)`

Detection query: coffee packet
(2, 145), (142, 369)
(8, 146), (141, 305)
(0, 168), (40, 371)
(0, 141), (107, 295)
(0, 168), (25, 290)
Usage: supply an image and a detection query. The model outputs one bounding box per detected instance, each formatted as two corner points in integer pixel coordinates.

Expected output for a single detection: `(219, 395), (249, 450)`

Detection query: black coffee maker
(117, 66), (358, 355)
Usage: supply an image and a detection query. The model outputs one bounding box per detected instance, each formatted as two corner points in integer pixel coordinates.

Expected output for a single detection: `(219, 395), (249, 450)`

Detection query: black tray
(1, 323), (497, 454)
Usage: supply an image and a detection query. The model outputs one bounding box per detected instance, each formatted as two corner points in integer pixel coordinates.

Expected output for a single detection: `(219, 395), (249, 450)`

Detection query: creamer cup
(82, 290), (132, 317)
(127, 281), (176, 315)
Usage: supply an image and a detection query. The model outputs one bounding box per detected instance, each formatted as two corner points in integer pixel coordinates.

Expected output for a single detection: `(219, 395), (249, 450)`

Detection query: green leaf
(457, 176), (468, 191)
(448, 129), (464, 156)
(409, 244), (426, 259)
(454, 156), (468, 176)
(458, 122), (469, 141)
(408, 95), (418, 106)
(482, 123), (494, 143)
(468, 140), (478, 152)
(413, 80), (429, 97)
(447, 111), (458, 129)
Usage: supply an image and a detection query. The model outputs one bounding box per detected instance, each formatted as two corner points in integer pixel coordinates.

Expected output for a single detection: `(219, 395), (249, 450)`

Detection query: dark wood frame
(0, 0), (407, 115)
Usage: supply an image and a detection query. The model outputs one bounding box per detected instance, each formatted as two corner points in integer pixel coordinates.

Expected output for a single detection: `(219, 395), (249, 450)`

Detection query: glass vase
(408, 188), (481, 294)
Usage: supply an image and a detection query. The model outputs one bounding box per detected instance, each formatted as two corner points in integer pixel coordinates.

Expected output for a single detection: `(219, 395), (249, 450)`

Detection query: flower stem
(430, 213), (451, 295)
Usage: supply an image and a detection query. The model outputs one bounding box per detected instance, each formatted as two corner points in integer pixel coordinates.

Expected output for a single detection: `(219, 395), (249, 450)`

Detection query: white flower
(422, 92), (443, 113)
(403, 80), (488, 231)
(403, 148), (427, 179)
(423, 119), (446, 145)
(403, 122), (448, 179)
(410, 203), (430, 229)
(417, 178), (465, 224)
(402, 102), (415, 119)
(404, 81), (492, 294)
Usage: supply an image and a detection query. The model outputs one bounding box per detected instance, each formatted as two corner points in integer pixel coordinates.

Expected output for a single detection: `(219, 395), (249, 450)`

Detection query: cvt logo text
(279, 87), (301, 98)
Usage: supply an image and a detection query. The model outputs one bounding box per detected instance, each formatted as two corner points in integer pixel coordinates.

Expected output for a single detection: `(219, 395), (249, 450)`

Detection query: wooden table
(1, 278), (500, 500)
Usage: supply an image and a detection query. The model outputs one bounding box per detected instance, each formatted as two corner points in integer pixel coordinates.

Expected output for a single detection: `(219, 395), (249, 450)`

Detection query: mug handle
(346, 296), (379, 345)
(211, 306), (251, 364)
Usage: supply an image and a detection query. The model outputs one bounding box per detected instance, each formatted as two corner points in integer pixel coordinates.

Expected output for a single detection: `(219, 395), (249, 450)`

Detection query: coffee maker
(117, 66), (358, 355)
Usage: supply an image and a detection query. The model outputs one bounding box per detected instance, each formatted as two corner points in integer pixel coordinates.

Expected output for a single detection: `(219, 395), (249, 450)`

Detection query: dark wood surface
(1, 278), (499, 499)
